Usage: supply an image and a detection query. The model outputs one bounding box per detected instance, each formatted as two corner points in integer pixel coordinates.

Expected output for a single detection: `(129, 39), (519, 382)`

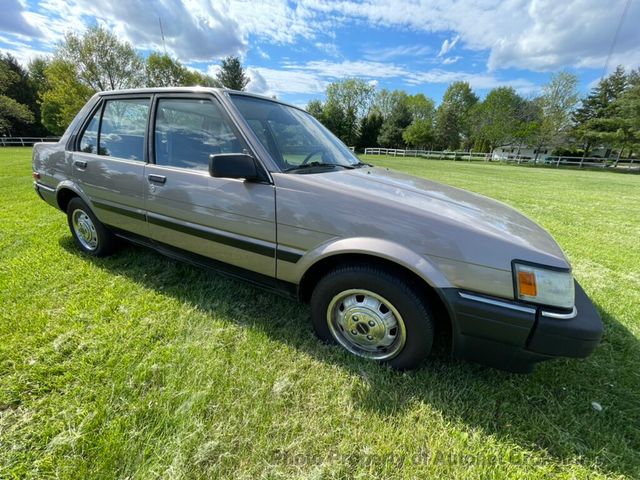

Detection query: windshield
(230, 94), (361, 172)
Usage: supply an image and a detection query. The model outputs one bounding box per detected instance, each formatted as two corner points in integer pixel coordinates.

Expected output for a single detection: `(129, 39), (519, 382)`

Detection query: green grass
(1, 147), (639, 479)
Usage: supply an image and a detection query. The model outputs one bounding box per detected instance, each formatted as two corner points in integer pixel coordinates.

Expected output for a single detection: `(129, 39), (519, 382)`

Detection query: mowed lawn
(1, 147), (639, 479)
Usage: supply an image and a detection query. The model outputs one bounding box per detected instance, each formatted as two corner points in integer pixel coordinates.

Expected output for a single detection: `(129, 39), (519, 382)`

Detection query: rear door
(144, 93), (276, 277)
(72, 96), (150, 236)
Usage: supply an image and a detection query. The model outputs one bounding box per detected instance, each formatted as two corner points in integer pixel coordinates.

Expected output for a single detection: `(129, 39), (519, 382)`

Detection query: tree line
(1, 24), (638, 159)
(307, 68), (640, 159)
(0, 26), (250, 136)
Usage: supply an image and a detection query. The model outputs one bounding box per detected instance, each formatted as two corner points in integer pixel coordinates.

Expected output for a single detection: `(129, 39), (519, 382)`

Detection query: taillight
(32, 171), (41, 180)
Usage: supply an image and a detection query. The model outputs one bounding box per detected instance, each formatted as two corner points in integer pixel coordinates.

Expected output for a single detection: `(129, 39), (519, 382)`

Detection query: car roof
(97, 87), (305, 113)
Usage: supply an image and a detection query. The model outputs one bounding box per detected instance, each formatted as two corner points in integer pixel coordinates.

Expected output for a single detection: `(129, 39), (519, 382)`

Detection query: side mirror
(209, 153), (260, 181)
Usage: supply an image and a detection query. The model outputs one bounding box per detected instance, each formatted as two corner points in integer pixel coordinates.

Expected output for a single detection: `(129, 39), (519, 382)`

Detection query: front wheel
(310, 265), (434, 370)
(67, 197), (117, 257)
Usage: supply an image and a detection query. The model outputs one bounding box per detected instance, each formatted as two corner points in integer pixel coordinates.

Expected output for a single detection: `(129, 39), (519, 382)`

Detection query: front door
(144, 94), (276, 277)
(72, 96), (150, 237)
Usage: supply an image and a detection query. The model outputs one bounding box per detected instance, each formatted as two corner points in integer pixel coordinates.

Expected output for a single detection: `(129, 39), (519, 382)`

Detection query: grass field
(1, 147), (639, 479)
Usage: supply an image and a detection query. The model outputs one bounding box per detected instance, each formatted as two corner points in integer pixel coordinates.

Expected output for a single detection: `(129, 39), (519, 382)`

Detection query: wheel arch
(297, 251), (454, 348)
(55, 181), (90, 213)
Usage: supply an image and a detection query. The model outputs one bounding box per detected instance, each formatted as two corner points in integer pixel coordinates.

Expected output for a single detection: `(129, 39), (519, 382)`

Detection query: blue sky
(1, 0), (639, 107)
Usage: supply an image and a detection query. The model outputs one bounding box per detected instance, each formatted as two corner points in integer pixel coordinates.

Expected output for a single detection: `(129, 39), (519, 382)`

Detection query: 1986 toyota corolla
(32, 87), (603, 372)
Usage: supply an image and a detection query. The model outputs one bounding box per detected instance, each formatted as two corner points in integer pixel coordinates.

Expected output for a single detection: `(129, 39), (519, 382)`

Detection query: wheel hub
(72, 209), (98, 250)
(327, 289), (406, 360)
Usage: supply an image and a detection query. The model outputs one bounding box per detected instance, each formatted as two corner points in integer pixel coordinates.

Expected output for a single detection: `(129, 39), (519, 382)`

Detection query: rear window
(77, 97), (150, 161)
(100, 99), (149, 161)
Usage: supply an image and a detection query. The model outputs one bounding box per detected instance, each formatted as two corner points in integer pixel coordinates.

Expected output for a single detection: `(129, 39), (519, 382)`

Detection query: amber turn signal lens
(518, 270), (537, 297)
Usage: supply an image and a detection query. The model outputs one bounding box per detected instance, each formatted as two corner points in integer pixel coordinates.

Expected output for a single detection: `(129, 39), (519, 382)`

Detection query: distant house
(491, 144), (611, 161)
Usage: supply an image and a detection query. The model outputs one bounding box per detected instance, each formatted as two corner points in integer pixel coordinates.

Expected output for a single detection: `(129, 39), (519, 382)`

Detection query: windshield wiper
(283, 162), (355, 173)
(353, 161), (373, 168)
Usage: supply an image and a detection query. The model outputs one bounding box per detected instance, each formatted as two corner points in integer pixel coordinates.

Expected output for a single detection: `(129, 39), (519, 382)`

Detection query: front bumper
(442, 281), (603, 373)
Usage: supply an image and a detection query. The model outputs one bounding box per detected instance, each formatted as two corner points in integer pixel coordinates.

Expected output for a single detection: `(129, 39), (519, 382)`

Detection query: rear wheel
(310, 265), (434, 370)
(67, 197), (117, 257)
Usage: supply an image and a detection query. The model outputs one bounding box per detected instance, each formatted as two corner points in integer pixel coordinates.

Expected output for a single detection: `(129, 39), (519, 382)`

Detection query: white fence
(0, 136), (60, 146)
(363, 148), (639, 171)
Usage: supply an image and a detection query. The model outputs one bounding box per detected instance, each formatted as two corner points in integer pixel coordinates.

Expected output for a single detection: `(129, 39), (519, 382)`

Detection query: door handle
(74, 160), (87, 169)
(148, 174), (167, 184)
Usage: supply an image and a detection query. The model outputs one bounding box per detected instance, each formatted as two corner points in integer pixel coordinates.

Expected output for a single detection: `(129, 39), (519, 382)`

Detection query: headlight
(513, 262), (575, 309)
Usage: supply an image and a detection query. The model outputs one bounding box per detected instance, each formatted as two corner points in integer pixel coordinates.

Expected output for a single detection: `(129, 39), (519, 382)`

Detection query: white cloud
(255, 47), (270, 60)
(248, 67), (328, 96)
(405, 68), (539, 95)
(285, 59), (408, 79)
(314, 42), (340, 57)
(442, 56), (461, 65)
(7, 0), (640, 74)
(302, 0), (640, 71)
(255, 58), (539, 97)
(246, 68), (270, 94)
(206, 64), (222, 78)
(363, 44), (432, 61)
(438, 35), (459, 57)
(25, 0), (248, 62)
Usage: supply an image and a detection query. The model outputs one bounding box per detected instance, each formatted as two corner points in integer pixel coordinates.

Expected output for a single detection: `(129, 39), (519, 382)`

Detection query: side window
(79, 107), (100, 154)
(99, 98), (149, 161)
(154, 98), (244, 171)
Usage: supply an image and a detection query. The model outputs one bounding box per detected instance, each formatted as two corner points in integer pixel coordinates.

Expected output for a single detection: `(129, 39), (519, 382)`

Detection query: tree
(531, 71), (579, 159)
(324, 78), (375, 146)
(145, 53), (191, 87)
(406, 93), (435, 121)
(403, 119), (434, 148)
(356, 110), (383, 150)
(40, 60), (94, 135)
(216, 56), (249, 91)
(0, 53), (42, 135)
(187, 70), (221, 87)
(470, 87), (526, 152)
(572, 66), (631, 157)
(0, 60), (34, 135)
(306, 99), (324, 120)
(401, 94), (436, 149)
(617, 82), (640, 158)
(587, 82), (640, 164)
(144, 53), (219, 87)
(374, 89), (407, 120)
(40, 26), (145, 133)
(434, 81), (478, 150)
(59, 25), (144, 91)
(512, 99), (542, 155)
(378, 94), (412, 148)
(320, 100), (347, 140)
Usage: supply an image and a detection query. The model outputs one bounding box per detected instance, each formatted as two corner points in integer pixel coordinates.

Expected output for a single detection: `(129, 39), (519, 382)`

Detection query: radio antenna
(158, 16), (167, 55)
(601, 0), (631, 80)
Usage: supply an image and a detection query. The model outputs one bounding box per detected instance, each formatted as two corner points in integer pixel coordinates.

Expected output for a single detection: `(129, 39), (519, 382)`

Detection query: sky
(1, 0), (639, 107)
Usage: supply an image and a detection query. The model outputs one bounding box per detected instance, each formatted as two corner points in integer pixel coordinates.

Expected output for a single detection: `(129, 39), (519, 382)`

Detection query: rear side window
(154, 98), (244, 171)
(79, 109), (100, 153)
(100, 99), (149, 161)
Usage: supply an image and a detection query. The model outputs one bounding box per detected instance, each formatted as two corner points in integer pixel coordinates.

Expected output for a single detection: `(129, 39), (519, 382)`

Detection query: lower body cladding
(442, 281), (603, 373)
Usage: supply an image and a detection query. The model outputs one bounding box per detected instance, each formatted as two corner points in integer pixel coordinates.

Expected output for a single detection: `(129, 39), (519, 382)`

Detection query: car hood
(335, 166), (569, 267)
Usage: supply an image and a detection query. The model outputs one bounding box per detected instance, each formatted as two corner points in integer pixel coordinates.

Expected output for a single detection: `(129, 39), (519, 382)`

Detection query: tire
(310, 265), (434, 370)
(67, 197), (117, 257)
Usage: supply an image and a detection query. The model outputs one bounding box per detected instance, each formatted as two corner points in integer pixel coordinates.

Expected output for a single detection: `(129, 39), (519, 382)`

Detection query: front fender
(279, 236), (452, 289)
